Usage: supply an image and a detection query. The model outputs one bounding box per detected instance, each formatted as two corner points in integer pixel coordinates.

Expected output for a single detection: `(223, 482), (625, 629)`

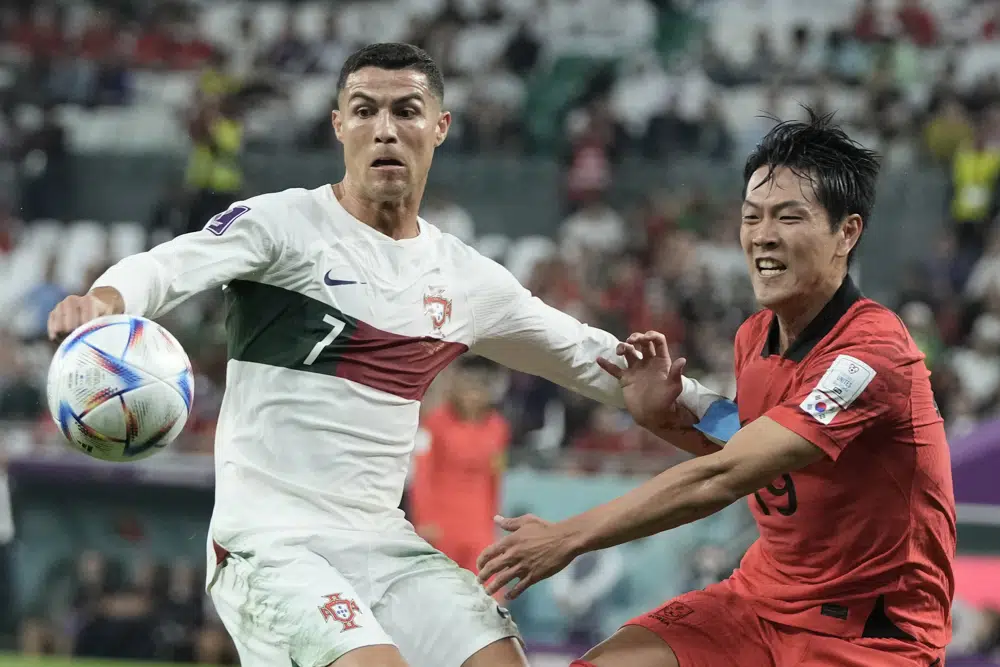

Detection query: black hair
(743, 107), (880, 265)
(336, 43), (444, 105)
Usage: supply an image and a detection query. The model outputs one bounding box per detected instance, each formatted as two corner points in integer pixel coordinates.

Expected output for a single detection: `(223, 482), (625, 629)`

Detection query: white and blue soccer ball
(46, 314), (194, 462)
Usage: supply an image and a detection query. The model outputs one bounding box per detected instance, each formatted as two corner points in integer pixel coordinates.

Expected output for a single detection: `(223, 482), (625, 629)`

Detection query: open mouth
(755, 258), (787, 277)
(371, 158), (404, 168)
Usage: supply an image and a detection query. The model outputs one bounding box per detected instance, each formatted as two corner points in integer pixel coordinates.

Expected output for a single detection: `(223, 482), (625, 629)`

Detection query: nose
(374, 110), (398, 144)
(752, 217), (781, 250)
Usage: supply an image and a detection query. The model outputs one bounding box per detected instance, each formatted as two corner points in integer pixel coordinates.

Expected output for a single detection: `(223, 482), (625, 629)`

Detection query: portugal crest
(319, 593), (361, 630)
(423, 287), (453, 334)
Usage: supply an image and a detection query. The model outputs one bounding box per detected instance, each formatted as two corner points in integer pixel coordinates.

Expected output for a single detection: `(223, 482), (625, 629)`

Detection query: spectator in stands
(503, 19), (541, 78)
(311, 12), (351, 75)
(12, 254), (66, 342)
(746, 29), (779, 83)
(924, 95), (975, 165)
(897, 0), (938, 47)
(900, 301), (945, 368)
(786, 25), (825, 83)
(824, 29), (870, 86)
(948, 116), (1000, 257)
(696, 98), (733, 160)
(261, 12), (313, 75)
(77, 8), (121, 63)
(183, 92), (244, 233)
(421, 191), (475, 244)
(559, 192), (627, 265)
(563, 96), (626, 209)
(133, 14), (175, 70)
(950, 313), (1000, 418)
(18, 102), (67, 221)
(966, 225), (1000, 306)
(853, 0), (883, 43)
(90, 45), (132, 107)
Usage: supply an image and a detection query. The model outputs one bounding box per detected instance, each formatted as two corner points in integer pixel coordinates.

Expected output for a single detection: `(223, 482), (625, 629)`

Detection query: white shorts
(207, 524), (520, 667)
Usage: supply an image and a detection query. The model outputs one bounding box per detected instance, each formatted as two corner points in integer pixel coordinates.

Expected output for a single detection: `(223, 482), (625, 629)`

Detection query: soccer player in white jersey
(46, 43), (709, 667)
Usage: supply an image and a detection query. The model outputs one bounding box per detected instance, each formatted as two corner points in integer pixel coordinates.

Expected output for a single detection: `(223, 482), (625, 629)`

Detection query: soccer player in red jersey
(477, 110), (956, 667)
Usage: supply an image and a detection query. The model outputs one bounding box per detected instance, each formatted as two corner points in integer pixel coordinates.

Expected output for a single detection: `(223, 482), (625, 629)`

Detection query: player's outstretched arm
(47, 202), (280, 340)
(476, 415), (825, 599)
(466, 257), (737, 456)
(467, 260), (627, 409)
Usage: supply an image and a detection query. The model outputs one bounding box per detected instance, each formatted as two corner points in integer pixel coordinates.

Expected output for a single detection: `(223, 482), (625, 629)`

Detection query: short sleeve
(764, 339), (913, 461)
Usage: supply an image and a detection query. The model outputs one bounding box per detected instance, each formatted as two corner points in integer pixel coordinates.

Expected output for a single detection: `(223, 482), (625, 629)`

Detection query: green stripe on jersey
(224, 279), (359, 375)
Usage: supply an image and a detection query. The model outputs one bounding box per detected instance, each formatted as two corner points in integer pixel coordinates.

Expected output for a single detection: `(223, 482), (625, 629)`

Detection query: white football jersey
(93, 185), (625, 539)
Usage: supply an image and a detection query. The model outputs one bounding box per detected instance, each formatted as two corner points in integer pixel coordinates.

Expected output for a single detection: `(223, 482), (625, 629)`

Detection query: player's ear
(434, 111), (451, 147)
(332, 109), (344, 144)
(837, 214), (863, 259)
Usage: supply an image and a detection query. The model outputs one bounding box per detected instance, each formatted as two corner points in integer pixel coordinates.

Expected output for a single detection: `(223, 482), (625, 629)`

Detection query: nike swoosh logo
(324, 271), (365, 286)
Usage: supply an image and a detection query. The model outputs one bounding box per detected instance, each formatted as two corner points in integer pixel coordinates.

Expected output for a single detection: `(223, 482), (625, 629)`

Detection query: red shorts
(625, 582), (944, 667)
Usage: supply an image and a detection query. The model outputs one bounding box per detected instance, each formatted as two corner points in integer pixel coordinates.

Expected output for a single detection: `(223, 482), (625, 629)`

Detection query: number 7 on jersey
(305, 314), (347, 365)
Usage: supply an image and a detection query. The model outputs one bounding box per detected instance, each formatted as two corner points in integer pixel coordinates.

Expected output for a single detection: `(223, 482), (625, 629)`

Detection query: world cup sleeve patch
(799, 354), (876, 425)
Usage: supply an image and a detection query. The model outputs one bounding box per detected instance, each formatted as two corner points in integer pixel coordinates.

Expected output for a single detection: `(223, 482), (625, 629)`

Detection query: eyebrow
(742, 199), (808, 213)
(347, 92), (425, 106)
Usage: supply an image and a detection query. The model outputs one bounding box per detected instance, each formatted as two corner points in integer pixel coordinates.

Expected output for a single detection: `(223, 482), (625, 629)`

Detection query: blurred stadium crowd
(0, 0), (998, 662)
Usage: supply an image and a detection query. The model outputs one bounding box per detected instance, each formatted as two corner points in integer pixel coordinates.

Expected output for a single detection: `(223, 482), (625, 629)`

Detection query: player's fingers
(645, 331), (670, 360)
(47, 306), (61, 340)
(78, 297), (96, 324)
(506, 574), (535, 601)
(667, 357), (687, 384)
(477, 544), (503, 575)
(478, 551), (514, 587)
(620, 343), (642, 367)
(634, 336), (657, 360)
(495, 515), (527, 532)
(596, 357), (624, 380)
(485, 566), (520, 597)
(66, 297), (84, 333)
(55, 300), (75, 338)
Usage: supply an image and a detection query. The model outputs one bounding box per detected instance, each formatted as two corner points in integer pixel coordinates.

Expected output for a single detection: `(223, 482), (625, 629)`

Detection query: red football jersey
(726, 278), (956, 648)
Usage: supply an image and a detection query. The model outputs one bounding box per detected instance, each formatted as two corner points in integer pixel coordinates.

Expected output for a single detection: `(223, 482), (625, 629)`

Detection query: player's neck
(773, 276), (844, 353)
(333, 181), (422, 241)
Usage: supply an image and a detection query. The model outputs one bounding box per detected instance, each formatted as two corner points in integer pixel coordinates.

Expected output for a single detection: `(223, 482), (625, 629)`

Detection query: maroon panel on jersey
(334, 320), (468, 401)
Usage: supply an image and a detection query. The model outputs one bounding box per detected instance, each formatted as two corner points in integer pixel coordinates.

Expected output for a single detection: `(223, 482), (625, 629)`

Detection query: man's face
(740, 166), (861, 310)
(333, 67), (450, 203)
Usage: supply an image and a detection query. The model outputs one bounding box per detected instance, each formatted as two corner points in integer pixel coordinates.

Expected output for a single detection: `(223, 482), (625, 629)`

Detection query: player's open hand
(476, 514), (578, 600)
(597, 330), (686, 430)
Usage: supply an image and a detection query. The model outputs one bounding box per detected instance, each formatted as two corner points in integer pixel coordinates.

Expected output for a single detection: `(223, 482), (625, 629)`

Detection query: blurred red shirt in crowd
(410, 361), (510, 579)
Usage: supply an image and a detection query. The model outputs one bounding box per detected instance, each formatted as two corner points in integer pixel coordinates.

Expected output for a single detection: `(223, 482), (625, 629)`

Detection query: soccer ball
(46, 314), (194, 462)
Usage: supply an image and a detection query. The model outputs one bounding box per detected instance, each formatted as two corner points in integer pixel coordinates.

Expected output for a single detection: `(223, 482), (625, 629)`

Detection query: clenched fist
(47, 287), (125, 341)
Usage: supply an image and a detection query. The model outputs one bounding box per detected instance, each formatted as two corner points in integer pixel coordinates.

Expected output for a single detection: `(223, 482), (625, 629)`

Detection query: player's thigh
(371, 540), (522, 667)
(580, 625), (680, 667)
(615, 583), (773, 667)
(795, 633), (945, 667)
(209, 548), (396, 667)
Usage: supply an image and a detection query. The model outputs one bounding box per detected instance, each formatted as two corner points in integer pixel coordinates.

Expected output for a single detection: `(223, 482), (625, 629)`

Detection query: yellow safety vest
(951, 147), (1000, 222)
(186, 117), (243, 194)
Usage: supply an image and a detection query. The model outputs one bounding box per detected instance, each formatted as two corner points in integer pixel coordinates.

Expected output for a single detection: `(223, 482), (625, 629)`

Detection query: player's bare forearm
(90, 286), (126, 314)
(645, 404), (723, 458)
(561, 453), (740, 554)
(560, 416), (825, 554)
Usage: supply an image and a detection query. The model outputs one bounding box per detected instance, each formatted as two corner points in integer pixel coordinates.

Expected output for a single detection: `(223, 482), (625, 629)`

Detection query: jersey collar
(762, 275), (863, 362)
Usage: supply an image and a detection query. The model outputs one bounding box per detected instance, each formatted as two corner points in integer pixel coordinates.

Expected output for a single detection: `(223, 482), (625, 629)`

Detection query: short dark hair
(743, 108), (880, 264)
(336, 43), (444, 105)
